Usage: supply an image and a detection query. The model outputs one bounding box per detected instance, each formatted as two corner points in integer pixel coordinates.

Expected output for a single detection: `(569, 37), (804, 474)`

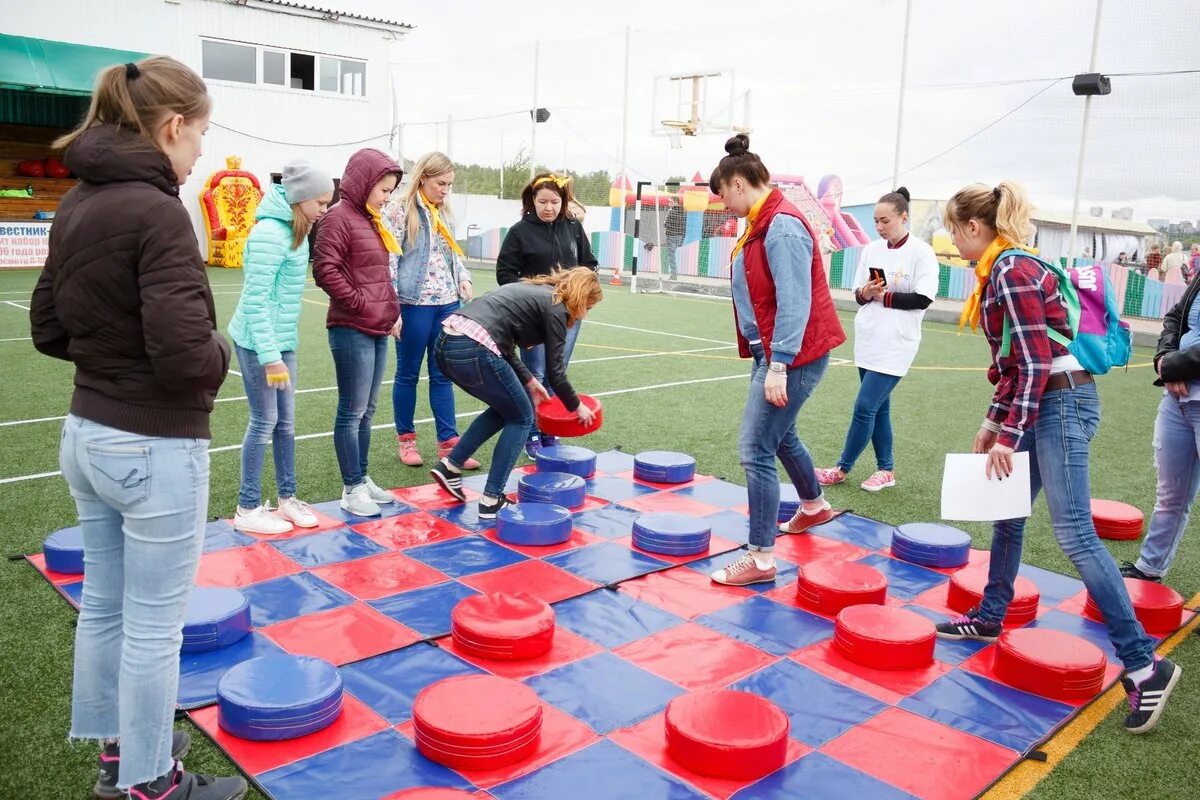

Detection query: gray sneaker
(363, 476), (396, 505)
(95, 731), (191, 799)
(341, 483), (381, 517)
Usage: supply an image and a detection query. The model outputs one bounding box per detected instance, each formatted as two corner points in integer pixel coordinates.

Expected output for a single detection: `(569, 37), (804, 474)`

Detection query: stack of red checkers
(451, 593), (555, 661)
(1084, 578), (1184, 634)
(834, 605), (936, 670)
(535, 395), (603, 438)
(664, 690), (790, 780)
(1090, 499), (1144, 541)
(413, 675), (543, 770)
(795, 559), (888, 615)
(993, 628), (1106, 701)
(947, 567), (1040, 625)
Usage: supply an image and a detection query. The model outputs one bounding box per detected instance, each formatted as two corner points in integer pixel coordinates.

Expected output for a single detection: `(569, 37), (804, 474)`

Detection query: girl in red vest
(706, 135), (847, 587)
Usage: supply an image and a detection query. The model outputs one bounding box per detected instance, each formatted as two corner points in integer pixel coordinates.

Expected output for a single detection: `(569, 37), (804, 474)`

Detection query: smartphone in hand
(868, 267), (887, 287)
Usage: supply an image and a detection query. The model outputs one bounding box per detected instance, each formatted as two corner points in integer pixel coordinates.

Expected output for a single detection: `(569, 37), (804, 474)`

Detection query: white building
(2, 0), (409, 260)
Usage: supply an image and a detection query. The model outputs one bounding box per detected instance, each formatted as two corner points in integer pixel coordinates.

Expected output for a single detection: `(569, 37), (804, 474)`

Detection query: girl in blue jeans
(228, 160), (334, 535)
(937, 181), (1180, 735)
(384, 152), (477, 469)
(30, 58), (245, 798)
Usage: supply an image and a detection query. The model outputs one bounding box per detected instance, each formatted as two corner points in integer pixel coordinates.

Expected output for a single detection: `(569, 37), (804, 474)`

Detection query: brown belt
(1044, 370), (1094, 391)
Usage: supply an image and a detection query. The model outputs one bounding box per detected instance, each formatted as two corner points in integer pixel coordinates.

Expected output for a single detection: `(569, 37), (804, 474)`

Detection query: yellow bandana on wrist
(367, 205), (403, 255)
(730, 192), (771, 263)
(958, 235), (1016, 331)
(420, 190), (465, 258)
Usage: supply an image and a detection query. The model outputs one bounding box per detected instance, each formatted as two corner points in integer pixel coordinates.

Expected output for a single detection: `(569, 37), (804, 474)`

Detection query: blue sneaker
(524, 436), (542, 460)
(540, 434), (560, 449)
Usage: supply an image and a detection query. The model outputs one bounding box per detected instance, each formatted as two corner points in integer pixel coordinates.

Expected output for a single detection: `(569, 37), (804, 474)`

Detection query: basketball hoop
(661, 119), (694, 150)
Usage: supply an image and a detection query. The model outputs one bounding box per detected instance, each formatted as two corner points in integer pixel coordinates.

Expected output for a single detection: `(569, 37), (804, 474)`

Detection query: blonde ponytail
(944, 180), (1034, 247)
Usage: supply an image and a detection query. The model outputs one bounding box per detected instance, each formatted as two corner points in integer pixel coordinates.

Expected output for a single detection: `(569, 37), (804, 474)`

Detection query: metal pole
(499, 127), (505, 199)
(1069, 0), (1104, 263)
(891, 0), (912, 189)
(631, 181), (649, 294)
(530, 39), (540, 181)
(618, 26), (631, 236)
(447, 113), (454, 160)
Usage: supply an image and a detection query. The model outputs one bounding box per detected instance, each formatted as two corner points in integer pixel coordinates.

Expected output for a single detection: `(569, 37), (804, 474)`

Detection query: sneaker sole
(711, 573), (778, 587)
(429, 470), (467, 502)
(935, 630), (1000, 643)
(340, 500), (381, 517)
(233, 521), (295, 536)
(1127, 664), (1182, 734)
(281, 516), (320, 529)
(861, 480), (896, 492)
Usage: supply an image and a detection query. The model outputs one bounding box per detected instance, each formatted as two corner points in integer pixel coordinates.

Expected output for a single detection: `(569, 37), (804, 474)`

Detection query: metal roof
(1030, 209), (1157, 236)
(253, 1), (412, 30)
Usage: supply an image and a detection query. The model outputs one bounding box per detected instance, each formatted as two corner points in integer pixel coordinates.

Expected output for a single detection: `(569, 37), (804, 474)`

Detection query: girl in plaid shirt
(934, 182), (1180, 735)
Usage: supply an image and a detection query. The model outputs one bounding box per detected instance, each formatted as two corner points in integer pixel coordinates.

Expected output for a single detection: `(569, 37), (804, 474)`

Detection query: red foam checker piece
(450, 593), (555, 661)
(793, 639), (953, 706)
(1083, 578), (1184, 633)
(618, 565), (754, 619)
(1090, 499), (1144, 541)
(959, 644), (1120, 709)
(440, 625), (603, 681)
(195, 542), (303, 588)
(535, 394), (603, 437)
(834, 605), (936, 671)
(189, 692), (389, 776)
(311, 551), (449, 601)
(458, 559), (600, 606)
(664, 690), (790, 781)
(822, 707), (1019, 800)
(947, 567), (1040, 625)
(412, 675), (543, 771)
(610, 712), (808, 800)
(480, 526), (602, 557)
(260, 603), (422, 666)
(353, 512), (470, 550)
(795, 559), (888, 615)
(614, 622), (778, 690)
(993, 628), (1107, 701)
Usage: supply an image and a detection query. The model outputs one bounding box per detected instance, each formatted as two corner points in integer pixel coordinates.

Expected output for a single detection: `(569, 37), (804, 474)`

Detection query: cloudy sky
(333, 0), (1196, 220)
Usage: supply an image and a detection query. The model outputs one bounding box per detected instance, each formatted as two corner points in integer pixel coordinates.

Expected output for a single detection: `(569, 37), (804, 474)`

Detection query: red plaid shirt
(980, 254), (1073, 449)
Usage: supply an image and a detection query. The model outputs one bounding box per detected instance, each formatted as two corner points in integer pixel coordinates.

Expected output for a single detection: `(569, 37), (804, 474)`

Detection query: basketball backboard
(651, 70), (751, 138)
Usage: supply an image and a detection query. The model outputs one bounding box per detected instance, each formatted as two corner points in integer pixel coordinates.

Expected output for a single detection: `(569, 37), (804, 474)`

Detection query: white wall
(4, 0), (402, 250)
(447, 194), (614, 238)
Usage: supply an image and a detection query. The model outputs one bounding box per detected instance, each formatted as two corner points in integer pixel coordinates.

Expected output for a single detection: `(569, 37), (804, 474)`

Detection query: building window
(202, 40), (256, 84)
(320, 57), (366, 97)
(290, 52), (315, 91)
(262, 50), (285, 86)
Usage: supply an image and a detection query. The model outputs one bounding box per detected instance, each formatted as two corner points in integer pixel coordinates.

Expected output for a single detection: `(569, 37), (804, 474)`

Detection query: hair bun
(724, 134), (750, 157)
(895, 186), (910, 202)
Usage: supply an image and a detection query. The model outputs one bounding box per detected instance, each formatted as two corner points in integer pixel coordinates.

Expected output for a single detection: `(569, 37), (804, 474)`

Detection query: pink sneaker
(439, 436), (480, 470)
(398, 433), (423, 467)
(710, 553), (777, 586)
(815, 467), (846, 486)
(861, 470), (896, 492)
(779, 501), (836, 534)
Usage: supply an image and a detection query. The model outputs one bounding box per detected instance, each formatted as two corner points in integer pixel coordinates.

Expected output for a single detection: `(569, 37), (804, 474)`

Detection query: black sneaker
(1122, 657), (1182, 734)
(1119, 561), (1161, 583)
(96, 730), (191, 799)
(477, 494), (512, 520)
(429, 458), (466, 502)
(935, 609), (1003, 642)
(129, 762), (247, 800)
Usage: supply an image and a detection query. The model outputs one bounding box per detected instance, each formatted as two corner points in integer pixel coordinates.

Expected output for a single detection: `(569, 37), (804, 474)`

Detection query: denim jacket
(385, 197), (472, 304)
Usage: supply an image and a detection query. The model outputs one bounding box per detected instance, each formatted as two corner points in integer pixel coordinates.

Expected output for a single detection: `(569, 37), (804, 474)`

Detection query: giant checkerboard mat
(29, 450), (1195, 800)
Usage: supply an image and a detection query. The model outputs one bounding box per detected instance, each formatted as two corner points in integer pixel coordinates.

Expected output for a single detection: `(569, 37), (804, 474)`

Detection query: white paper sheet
(940, 452), (1032, 522)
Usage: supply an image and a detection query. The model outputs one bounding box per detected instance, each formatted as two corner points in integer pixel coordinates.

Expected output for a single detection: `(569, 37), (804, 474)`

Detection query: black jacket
(455, 282), (580, 410)
(30, 125), (230, 439)
(664, 204), (686, 238)
(1154, 276), (1200, 385)
(496, 214), (597, 286)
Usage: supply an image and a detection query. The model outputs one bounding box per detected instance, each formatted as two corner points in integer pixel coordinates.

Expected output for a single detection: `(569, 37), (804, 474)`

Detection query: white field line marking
(0, 336), (31, 342)
(228, 369), (242, 377)
(0, 372), (749, 485)
(585, 320), (735, 346)
(3, 300), (29, 311)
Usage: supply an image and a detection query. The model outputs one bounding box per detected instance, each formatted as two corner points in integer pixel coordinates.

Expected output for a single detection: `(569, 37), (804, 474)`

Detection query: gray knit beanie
(281, 159), (334, 204)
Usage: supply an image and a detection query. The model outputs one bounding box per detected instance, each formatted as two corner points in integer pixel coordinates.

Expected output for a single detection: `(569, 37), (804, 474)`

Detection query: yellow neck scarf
(731, 191), (771, 262)
(959, 235), (1015, 331)
(367, 205), (403, 255)
(421, 191), (465, 258)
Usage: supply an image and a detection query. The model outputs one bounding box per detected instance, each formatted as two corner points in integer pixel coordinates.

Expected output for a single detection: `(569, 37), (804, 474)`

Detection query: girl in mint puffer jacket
(228, 160), (334, 535)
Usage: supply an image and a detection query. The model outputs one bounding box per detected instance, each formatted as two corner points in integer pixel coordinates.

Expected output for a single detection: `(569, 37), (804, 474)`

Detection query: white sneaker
(277, 497), (319, 528)
(233, 504), (294, 535)
(341, 484), (381, 517)
(363, 476), (396, 505)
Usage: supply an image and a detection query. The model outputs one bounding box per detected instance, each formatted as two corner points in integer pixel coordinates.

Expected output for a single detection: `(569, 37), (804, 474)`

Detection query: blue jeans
(329, 326), (389, 488)
(1135, 395), (1200, 578)
(60, 415), (209, 789)
(436, 333), (534, 497)
(741, 347), (829, 551)
(393, 302), (460, 441)
(665, 234), (683, 276)
(236, 346), (297, 508)
(978, 382), (1154, 671)
(837, 368), (901, 473)
(520, 321), (582, 437)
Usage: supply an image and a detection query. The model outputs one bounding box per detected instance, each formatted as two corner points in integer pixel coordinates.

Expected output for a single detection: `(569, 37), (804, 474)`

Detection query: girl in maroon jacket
(313, 148), (404, 518)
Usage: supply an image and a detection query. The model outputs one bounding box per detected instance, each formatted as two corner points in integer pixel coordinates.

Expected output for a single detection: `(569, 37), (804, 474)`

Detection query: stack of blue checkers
(183, 587), (252, 653)
(632, 512), (711, 556)
(518, 471), (586, 508)
(217, 654), (344, 741)
(633, 451), (696, 484)
(43, 527), (85, 574)
(496, 503), (574, 546)
(891, 523), (972, 568)
(535, 446), (597, 479)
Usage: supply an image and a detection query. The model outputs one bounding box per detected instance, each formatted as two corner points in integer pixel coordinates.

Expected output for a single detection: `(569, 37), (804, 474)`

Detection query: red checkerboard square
(27, 553), (81, 585)
(882, 546), (990, 576)
(772, 534), (871, 567)
(395, 703), (598, 789)
(260, 602), (423, 665)
(312, 550), (449, 601)
(614, 469), (713, 491)
(440, 625), (604, 680)
(392, 483), (480, 509)
(614, 622), (777, 690)
(609, 712), (809, 800)
(617, 491), (721, 518)
(762, 584), (907, 621)
(612, 534), (743, 566)
(194, 542), (302, 588)
(821, 707), (1018, 800)
(793, 640), (953, 705)
(618, 566), (754, 619)
(458, 559), (600, 605)
(479, 526), (603, 557)
(222, 508), (346, 540)
(353, 512), (470, 550)
(188, 693), (390, 775)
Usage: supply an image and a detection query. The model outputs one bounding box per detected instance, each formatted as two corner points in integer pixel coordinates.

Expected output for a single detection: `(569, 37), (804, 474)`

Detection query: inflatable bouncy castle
(200, 156), (263, 268)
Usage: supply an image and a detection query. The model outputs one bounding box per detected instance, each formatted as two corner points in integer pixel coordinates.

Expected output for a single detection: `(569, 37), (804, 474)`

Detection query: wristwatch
(768, 362), (787, 374)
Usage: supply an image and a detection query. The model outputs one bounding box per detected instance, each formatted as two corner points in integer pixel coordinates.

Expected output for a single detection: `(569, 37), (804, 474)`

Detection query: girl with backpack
(227, 160), (334, 535)
(29, 57), (245, 799)
(934, 181), (1180, 735)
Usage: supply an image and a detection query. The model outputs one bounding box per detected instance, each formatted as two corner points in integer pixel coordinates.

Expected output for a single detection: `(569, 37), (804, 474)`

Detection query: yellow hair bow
(533, 173), (571, 190)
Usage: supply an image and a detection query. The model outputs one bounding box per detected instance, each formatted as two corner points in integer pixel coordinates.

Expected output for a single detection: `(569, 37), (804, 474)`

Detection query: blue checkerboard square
(732, 752), (918, 800)
(544, 542), (670, 586)
(856, 554), (948, 600)
(702, 510), (751, 545)
(426, 502), (499, 533)
(340, 643), (482, 723)
(697, 595), (833, 655)
(492, 739), (705, 800)
(1018, 564), (1086, 605)
(525, 652), (684, 734)
(593, 450), (637, 474)
(270, 528), (388, 568)
(238, 572), (354, 627)
(202, 520), (255, 553)
(310, 497), (415, 526)
(406, 535), (528, 578)
(811, 513), (895, 550)
(583, 476), (657, 504)
(572, 505), (644, 539)
(673, 479), (749, 508)
(686, 552), (799, 593)
(552, 588), (684, 649)
(903, 605), (993, 665)
(368, 580), (479, 637)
